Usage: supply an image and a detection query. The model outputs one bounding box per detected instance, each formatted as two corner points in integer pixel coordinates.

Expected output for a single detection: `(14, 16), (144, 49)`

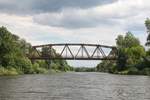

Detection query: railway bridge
(28, 43), (118, 61)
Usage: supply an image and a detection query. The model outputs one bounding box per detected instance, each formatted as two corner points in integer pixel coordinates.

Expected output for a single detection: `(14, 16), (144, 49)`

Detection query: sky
(0, 0), (149, 67)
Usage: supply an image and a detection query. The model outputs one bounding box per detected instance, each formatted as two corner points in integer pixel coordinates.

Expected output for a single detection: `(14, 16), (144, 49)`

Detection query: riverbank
(1, 67), (150, 76)
(0, 67), (66, 76)
(113, 68), (150, 76)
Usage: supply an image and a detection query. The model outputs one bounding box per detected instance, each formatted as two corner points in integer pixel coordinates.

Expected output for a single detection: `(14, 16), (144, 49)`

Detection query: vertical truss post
(49, 45), (52, 58)
(66, 45), (67, 57)
(48, 45), (52, 69)
(81, 45), (84, 58)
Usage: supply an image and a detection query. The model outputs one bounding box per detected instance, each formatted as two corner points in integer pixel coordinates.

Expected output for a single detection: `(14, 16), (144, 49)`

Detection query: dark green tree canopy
(0, 26), (72, 75)
(97, 31), (147, 75)
(0, 26), (32, 69)
(145, 18), (150, 46)
(116, 32), (140, 48)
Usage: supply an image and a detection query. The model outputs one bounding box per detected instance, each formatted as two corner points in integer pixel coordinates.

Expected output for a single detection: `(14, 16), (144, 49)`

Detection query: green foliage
(74, 67), (96, 72)
(40, 46), (71, 72)
(115, 32), (143, 72)
(127, 67), (139, 75)
(97, 61), (113, 72)
(50, 63), (59, 70)
(117, 48), (127, 71)
(0, 26), (72, 75)
(116, 32), (140, 48)
(116, 32), (145, 71)
(125, 46), (145, 65)
(0, 67), (18, 76)
(145, 18), (150, 46)
(15, 57), (33, 74)
(97, 31), (150, 75)
(32, 63), (48, 74)
(142, 68), (150, 75)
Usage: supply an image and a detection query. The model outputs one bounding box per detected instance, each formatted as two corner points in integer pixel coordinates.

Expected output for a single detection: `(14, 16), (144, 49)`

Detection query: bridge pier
(46, 59), (51, 69)
(31, 59), (35, 64)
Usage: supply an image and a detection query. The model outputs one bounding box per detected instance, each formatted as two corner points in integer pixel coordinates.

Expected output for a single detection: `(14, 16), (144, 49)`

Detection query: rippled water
(0, 72), (150, 100)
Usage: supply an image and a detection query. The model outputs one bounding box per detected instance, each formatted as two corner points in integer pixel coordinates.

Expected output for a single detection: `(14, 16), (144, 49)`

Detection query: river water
(0, 72), (150, 100)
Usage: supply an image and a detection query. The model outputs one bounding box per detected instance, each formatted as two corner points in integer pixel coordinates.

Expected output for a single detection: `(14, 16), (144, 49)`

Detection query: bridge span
(28, 43), (118, 60)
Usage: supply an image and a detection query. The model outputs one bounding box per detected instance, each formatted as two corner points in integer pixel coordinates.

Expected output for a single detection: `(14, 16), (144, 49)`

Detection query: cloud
(33, 8), (116, 29)
(0, 0), (115, 14)
(0, 13), (122, 46)
(0, 0), (148, 45)
(33, 0), (150, 29)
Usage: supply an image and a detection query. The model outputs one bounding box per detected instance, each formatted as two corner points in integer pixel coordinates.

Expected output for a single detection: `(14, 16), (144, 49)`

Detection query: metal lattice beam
(28, 43), (118, 60)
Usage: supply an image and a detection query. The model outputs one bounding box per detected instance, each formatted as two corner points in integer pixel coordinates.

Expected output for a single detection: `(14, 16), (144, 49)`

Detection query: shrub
(0, 67), (18, 76)
(142, 68), (150, 75)
(127, 67), (139, 75)
(15, 57), (33, 74)
(32, 63), (48, 74)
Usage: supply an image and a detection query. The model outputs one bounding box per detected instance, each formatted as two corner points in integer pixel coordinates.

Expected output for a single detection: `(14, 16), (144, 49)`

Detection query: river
(0, 72), (150, 100)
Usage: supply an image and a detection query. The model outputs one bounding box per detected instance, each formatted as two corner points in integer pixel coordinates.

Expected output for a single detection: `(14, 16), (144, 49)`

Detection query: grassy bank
(0, 67), (67, 76)
(114, 68), (150, 75)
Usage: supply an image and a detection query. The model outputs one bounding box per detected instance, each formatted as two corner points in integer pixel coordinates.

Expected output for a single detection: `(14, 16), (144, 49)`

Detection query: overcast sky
(0, 0), (149, 67)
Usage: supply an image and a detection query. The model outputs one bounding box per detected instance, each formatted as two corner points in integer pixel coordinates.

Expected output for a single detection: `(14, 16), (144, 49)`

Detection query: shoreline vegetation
(0, 18), (150, 76)
(0, 26), (74, 76)
(96, 18), (150, 76)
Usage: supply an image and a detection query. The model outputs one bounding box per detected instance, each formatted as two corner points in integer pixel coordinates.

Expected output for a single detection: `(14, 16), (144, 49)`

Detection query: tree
(0, 26), (34, 74)
(116, 48), (127, 71)
(145, 18), (150, 65)
(145, 18), (150, 46)
(115, 32), (142, 71)
(116, 32), (140, 48)
(96, 61), (115, 72)
(125, 46), (145, 67)
(40, 46), (71, 71)
(99, 32), (146, 74)
(0, 26), (72, 75)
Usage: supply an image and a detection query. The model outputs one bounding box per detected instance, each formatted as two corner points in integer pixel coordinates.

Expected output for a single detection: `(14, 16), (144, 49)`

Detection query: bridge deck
(29, 57), (117, 60)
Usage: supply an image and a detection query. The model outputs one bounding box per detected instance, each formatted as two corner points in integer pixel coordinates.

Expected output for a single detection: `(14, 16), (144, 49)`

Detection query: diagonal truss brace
(75, 45), (90, 58)
(60, 44), (74, 58)
(91, 46), (106, 58)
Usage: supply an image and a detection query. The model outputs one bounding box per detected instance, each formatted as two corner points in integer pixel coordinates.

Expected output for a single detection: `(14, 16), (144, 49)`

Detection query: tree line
(0, 26), (73, 75)
(97, 18), (150, 75)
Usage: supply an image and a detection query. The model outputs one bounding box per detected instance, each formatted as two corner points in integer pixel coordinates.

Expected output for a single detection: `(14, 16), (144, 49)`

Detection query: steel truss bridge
(28, 43), (118, 60)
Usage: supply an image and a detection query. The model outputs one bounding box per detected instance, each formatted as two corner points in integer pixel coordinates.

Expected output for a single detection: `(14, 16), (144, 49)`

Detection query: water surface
(0, 72), (150, 100)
